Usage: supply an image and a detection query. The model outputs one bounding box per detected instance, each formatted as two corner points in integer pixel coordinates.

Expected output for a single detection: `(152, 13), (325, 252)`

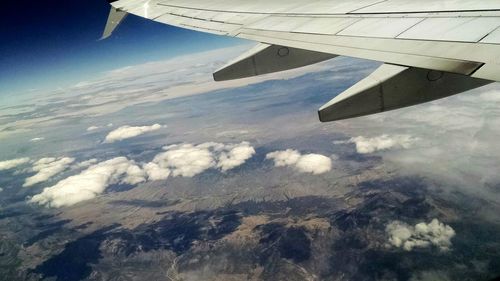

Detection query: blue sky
(0, 0), (244, 100)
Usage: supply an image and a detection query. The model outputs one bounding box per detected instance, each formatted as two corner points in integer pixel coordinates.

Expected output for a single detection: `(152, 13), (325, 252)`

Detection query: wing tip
(101, 6), (127, 40)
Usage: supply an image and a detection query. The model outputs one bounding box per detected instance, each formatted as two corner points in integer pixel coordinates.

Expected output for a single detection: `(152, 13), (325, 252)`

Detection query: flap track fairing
(213, 43), (336, 81)
(318, 64), (491, 122)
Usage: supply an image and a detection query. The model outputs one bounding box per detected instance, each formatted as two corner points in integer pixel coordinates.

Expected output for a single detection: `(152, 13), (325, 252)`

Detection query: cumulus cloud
(215, 142), (256, 172)
(23, 157), (75, 187)
(145, 142), (255, 181)
(153, 144), (215, 177)
(30, 157), (146, 208)
(29, 142), (256, 207)
(122, 164), (147, 185)
(0, 157), (31, 171)
(295, 154), (333, 175)
(104, 124), (163, 143)
(386, 219), (455, 251)
(143, 162), (171, 181)
(339, 134), (416, 154)
(266, 149), (332, 174)
(266, 149), (301, 167)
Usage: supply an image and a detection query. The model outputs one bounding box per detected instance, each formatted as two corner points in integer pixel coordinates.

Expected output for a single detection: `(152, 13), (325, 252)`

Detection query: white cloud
(30, 157), (146, 208)
(0, 158), (30, 171)
(266, 149), (301, 167)
(295, 154), (333, 175)
(386, 219), (455, 251)
(266, 149), (332, 174)
(23, 157), (75, 187)
(104, 124), (163, 143)
(145, 142), (256, 181)
(216, 142), (256, 172)
(28, 142), (256, 206)
(334, 86), (500, 200)
(143, 162), (170, 181)
(123, 165), (147, 185)
(339, 134), (416, 154)
(154, 144), (215, 177)
(0, 187), (3, 192)
(71, 159), (98, 169)
(30, 137), (45, 142)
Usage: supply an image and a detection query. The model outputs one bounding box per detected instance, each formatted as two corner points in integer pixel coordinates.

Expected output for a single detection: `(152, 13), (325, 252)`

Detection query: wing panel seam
(347, 0), (388, 14)
(244, 27), (500, 45)
(156, 3), (500, 16)
(238, 31), (483, 75)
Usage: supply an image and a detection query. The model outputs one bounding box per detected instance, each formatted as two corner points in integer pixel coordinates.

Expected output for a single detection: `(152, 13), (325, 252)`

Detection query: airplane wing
(103, 0), (500, 122)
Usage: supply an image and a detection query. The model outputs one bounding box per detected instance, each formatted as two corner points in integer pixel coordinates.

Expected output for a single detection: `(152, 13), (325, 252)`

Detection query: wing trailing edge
(318, 64), (491, 122)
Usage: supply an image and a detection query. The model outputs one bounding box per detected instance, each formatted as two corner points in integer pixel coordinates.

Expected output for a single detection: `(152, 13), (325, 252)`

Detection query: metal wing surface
(104, 0), (500, 121)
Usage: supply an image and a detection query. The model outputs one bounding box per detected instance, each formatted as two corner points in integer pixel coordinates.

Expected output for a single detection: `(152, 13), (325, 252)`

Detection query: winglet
(100, 6), (128, 40)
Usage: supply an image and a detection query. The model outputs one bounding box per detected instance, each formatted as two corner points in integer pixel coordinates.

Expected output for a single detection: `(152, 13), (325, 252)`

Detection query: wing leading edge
(102, 0), (500, 122)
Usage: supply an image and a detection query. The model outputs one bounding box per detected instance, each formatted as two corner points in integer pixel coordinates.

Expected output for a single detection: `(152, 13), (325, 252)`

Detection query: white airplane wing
(103, 0), (500, 122)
